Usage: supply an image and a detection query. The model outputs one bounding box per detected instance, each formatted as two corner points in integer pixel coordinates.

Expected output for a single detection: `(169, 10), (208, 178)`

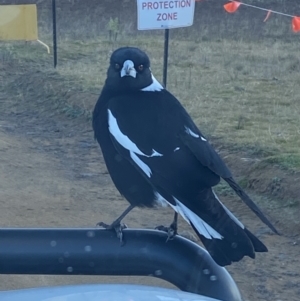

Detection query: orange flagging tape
(292, 17), (300, 32)
(224, 1), (300, 33)
(224, 1), (241, 13)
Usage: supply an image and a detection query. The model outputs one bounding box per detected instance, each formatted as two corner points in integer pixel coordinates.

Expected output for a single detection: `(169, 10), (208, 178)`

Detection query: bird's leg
(97, 204), (135, 245)
(155, 212), (178, 242)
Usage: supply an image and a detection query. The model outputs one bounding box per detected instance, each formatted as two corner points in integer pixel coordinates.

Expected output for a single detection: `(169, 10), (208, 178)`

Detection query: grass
(2, 34), (300, 171)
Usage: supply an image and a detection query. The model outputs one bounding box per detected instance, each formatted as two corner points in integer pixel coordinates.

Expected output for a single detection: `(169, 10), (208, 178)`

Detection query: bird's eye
(138, 64), (144, 71)
(115, 63), (120, 70)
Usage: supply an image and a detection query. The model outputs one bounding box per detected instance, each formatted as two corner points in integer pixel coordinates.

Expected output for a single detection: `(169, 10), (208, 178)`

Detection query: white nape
(213, 190), (244, 229)
(141, 74), (164, 92)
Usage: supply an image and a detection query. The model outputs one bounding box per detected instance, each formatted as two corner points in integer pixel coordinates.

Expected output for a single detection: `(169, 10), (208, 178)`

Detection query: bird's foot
(96, 221), (128, 245)
(155, 222), (178, 242)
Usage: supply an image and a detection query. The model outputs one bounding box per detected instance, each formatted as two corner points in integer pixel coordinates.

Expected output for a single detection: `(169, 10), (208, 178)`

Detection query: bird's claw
(155, 224), (178, 242)
(96, 221), (127, 245)
(96, 221), (110, 228)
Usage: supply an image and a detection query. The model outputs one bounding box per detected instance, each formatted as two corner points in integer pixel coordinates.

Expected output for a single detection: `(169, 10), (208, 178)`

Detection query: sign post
(52, 0), (57, 68)
(163, 29), (169, 87)
(137, 0), (195, 87)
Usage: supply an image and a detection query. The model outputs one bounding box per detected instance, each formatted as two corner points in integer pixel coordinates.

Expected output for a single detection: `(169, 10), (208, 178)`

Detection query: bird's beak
(120, 60), (137, 78)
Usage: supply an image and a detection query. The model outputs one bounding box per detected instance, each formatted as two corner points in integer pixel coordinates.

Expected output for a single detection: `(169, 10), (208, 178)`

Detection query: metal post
(52, 0), (57, 68)
(163, 29), (169, 88)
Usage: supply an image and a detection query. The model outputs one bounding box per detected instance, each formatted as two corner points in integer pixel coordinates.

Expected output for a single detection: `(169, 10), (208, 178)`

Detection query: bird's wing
(177, 118), (232, 179)
(107, 90), (232, 178)
(177, 109), (278, 234)
(106, 91), (278, 234)
(106, 92), (243, 242)
(178, 109), (278, 233)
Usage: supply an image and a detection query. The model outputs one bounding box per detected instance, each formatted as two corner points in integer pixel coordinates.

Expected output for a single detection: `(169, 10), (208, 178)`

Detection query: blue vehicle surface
(0, 284), (223, 301)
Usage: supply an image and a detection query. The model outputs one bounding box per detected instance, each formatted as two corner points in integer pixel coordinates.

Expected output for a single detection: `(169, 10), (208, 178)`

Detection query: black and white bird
(92, 47), (278, 266)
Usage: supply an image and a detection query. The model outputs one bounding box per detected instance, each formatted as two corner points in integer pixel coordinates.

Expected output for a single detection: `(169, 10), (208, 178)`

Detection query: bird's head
(105, 47), (163, 92)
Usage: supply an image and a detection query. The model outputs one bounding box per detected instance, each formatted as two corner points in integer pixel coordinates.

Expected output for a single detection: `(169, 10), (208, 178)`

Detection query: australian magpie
(92, 46), (278, 266)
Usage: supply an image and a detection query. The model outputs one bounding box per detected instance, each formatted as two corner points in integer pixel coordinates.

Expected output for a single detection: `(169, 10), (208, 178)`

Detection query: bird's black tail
(184, 189), (268, 266)
(192, 223), (268, 267)
(224, 177), (279, 235)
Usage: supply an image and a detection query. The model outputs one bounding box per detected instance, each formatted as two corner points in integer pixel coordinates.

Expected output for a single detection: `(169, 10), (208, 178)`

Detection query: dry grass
(1, 2), (300, 171)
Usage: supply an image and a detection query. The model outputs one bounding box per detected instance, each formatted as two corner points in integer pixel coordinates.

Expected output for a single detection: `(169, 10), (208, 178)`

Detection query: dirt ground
(0, 63), (299, 301)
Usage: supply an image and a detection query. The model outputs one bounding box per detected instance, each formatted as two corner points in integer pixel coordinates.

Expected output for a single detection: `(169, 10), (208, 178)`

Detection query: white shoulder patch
(141, 74), (164, 92)
(184, 126), (207, 141)
(184, 126), (200, 138)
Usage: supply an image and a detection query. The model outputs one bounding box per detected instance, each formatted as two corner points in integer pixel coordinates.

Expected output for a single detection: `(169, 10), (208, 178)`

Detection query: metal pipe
(163, 29), (169, 88)
(0, 228), (242, 301)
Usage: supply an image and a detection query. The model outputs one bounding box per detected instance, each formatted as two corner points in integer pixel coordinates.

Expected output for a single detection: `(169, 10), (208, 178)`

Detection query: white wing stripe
(108, 110), (162, 158)
(153, 191), (168, 207)
(108, 109), (163, 177)
(153, 192), (190, 223)
(169, 201), (190, 224)
(151, 150), (163, 157)
(173, 197), (223, 240)
(130, 151), (152, 178)
(108, 110), (146, 156)
(155, 192), (223, 240)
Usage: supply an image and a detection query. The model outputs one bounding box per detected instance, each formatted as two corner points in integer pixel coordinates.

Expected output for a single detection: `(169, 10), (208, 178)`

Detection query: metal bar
(52, 0), (57, 67)
(0, 228), (242, 301)
(163, 29), (169, 88)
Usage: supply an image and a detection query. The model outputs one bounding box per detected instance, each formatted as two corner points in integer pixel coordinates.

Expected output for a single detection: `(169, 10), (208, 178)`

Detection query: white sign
(137, 0), (195, 30)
